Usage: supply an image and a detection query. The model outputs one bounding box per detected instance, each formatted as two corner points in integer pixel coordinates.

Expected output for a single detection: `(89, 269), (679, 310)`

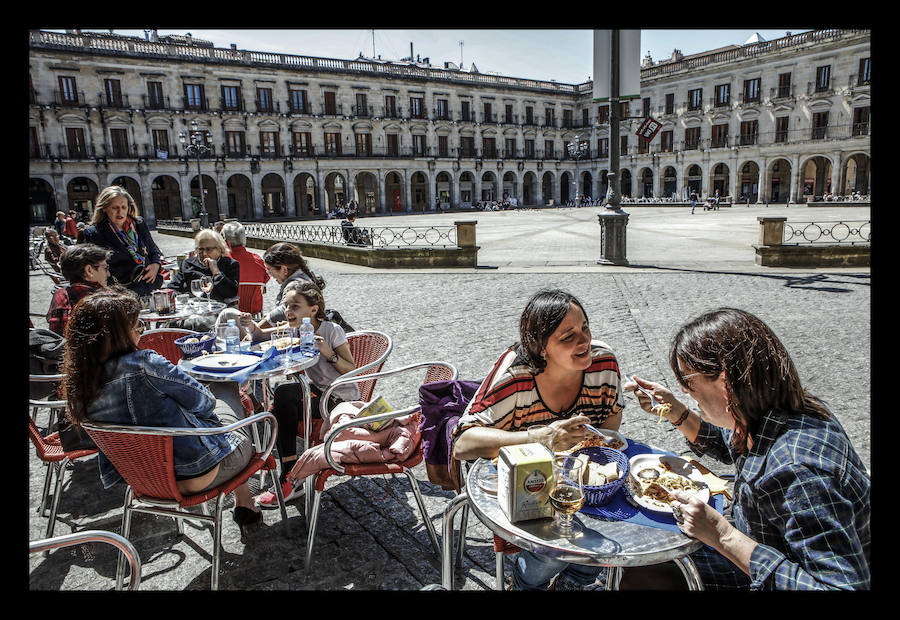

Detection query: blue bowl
(571, 447), (630, 507)
(174, 332), (217, 358)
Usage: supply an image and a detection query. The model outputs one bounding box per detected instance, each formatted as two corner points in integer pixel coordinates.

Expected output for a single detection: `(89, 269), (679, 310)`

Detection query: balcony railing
(99, 92), (130, 108)
(53, 89), (85, 106)
(142, 94), (171, 110)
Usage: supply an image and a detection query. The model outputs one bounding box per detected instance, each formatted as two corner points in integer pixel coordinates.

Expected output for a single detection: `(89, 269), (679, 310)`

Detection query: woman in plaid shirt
(627, 308), (870, 590)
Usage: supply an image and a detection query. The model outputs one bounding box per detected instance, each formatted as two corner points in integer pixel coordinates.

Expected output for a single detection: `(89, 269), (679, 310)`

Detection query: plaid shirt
(687, 408), (870, 590)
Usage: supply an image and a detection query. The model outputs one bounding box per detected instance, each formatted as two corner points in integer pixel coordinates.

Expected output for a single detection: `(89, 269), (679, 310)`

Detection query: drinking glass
(189, 280), (204, 308)
(271, 326), (295, 373)
(527, 425), (557, 456)
(549, 455), (585, 537)
(199, 275), (214, 310)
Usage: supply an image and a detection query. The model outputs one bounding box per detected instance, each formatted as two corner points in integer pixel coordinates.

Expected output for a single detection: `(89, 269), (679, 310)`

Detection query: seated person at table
(452, 288), (625, 591)
(221, 221), (269, 316)
(165, 229), (240, 331)
(61, 287), (262, 532)
(43, 228), (68, 273)
(47, 244), (111, 336)
(625, 308), (870, 590)
(255, 242), (326, 329)
(239, 280), (358, 508)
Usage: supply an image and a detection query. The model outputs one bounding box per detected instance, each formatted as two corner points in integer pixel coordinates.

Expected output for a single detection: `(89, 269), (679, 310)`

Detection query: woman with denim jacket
(625, 308), (870, 590)
(61, 287), (262, 530)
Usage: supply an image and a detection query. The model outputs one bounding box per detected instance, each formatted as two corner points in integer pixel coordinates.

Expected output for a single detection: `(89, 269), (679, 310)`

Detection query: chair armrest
(320, 404), (420, 474)
(319, 359), (455, 420)
(29, 530), (142, 590)
(81, 412), (279, 462)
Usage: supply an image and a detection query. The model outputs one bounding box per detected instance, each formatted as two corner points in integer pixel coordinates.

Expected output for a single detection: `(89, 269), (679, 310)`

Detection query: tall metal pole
(597, 29), (629, 265)
(196, 148), (208, 228)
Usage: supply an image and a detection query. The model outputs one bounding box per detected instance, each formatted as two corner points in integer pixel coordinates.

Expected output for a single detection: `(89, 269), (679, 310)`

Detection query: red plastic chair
(296, 330), (393, 447)
(81, 413), (286, 590)
(303, 361), (457, 571)
(138, 328), (196, 365)
(237, 282), (266, 318)
(28, 399), (98, 539)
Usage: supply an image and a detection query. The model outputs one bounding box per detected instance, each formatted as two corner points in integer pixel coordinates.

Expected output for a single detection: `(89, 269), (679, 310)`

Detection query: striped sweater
(452, 340), (625, 441)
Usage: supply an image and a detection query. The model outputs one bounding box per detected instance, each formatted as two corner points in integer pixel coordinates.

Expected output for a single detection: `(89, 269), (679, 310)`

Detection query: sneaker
(256, 479), (304, 509)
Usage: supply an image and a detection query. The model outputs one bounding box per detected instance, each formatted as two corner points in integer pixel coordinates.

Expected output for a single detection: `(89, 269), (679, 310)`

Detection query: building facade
(28, 28), (870, 227)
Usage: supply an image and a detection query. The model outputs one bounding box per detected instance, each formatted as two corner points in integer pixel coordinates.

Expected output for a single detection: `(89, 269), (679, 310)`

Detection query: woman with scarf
(83, 186), (163, 297)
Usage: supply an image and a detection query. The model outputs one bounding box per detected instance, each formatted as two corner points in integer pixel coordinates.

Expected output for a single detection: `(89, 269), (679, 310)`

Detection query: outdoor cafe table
(140, 299), (226, 328)
(441, 443), (722, 590)
(178, 346), (320, 520)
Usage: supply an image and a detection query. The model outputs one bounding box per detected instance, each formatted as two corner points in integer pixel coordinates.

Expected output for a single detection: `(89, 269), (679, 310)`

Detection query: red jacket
(63, 216), (78, 238)
(229, 245), (269, 314)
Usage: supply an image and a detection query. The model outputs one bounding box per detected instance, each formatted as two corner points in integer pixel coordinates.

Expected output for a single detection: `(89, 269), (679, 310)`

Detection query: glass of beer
(549, 455), (585, 537)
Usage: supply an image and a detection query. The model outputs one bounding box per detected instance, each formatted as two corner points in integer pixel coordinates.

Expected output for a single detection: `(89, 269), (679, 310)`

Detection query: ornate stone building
(28, 28), (870, 227)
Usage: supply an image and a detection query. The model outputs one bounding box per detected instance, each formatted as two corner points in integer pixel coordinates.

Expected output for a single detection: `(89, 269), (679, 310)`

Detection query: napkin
(220, 346), (277, 383)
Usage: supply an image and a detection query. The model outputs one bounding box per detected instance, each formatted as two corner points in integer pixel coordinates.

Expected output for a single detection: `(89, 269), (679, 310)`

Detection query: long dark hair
(263, 242), (326, 290)
(514, 288), (589, 375)
(62, 287), (142, 424)
(669, 307), (829, 454)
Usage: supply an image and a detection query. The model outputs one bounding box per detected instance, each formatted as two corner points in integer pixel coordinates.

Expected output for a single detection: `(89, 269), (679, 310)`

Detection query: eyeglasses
(196, 246), (219, 253)
(133, 321), (146, 335)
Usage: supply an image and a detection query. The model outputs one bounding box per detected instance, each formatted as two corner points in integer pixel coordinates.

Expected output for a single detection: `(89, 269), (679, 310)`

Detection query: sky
(58, 28), (812, 84)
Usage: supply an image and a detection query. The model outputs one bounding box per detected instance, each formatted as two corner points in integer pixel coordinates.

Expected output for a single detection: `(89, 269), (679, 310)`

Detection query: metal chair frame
(28, 397), (99, 539)
(81, 413), (286, 590)
(29, 530), (142, 590)
(304, 361), (458, 571)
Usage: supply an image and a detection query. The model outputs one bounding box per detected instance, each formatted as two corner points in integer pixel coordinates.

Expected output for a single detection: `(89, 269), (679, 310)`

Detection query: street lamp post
(566, 135), (589, 205)
(179, 120), (211, 228)
(598, 29), (630, 265)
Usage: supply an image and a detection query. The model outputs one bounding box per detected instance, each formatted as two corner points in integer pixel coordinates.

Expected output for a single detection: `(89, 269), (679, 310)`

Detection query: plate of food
(560, 428), (629, 454)
(249, 337), (301, 354)
(625, 453), (710, 514)
(189, 353), (261, 371)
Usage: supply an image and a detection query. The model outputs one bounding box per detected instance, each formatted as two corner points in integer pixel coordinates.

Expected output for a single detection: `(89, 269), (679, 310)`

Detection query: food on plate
(630, 467), (702, 509)
(259, 337), (301, 351)
(636, 467), (660, 481)
(653, 402), (671, 424)
(561, 433), (625, 454)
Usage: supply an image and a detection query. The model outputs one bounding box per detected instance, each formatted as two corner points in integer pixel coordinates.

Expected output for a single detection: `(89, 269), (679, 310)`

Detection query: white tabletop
(178, 348), (319, 382)
(140, 299), (226, 324)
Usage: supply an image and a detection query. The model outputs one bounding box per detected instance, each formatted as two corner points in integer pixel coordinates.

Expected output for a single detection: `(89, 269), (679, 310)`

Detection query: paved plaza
(28, 204), (871, 591)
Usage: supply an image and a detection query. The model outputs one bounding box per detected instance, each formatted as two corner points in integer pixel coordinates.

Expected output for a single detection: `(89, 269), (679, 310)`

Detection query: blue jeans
(511, 550), (606, 590)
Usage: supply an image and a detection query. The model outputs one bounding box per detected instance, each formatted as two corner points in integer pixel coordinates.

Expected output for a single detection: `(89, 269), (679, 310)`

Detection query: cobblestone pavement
(28, 205), (870, 590)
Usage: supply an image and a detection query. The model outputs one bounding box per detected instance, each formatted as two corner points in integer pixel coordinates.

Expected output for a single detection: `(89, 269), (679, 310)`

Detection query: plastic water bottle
(299, 317), (315, 348)
(225, 319), (241, 354)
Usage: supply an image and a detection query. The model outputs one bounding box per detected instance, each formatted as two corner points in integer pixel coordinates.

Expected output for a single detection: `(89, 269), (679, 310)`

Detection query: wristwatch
(328, 353), (339, 364)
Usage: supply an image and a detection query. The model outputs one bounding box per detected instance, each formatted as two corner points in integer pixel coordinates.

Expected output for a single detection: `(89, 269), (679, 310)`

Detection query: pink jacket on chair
(289, 402), (421, 479)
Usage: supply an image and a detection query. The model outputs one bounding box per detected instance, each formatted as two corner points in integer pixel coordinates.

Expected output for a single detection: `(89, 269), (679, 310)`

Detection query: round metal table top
(140, 299), (226, 325)
(177, 349), (319, 382)
(465, 458), (703, 568)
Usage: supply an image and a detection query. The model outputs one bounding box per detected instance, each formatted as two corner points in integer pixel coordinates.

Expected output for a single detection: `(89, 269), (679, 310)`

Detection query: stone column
(139, 172), (155, 228)
(404, 169), (412, 212)
(284, 173), (296, 218)
(179, 171), (194, 220)
(251, 171), (264, 219)
(792, 155), (804, 203)
(757, 157), (769, 203)
(830, 152), (843, 197)
(375, 171), (384, 214)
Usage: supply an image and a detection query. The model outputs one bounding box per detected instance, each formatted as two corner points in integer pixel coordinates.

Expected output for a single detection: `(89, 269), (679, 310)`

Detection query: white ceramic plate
(625, 453), (710, 514)
(189, 353), (260, 370)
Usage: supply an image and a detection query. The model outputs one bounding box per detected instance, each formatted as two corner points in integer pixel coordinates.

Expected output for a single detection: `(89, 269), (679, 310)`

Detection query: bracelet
(672, 407), (690, 426)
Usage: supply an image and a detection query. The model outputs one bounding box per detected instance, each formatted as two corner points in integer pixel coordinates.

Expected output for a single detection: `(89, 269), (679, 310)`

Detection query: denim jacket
(87, 349), (243, 488)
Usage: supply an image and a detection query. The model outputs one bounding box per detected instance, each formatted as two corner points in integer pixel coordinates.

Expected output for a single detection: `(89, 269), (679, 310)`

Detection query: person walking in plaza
(61, 287), (263, 532)
(690, 189), (698, 214)
(82, 186), (163, 298)
(625, 308), (870, 590)
(46, 244), (110, 336)
(53, 211), (67, 238)
(238, 280), (359, 507)
(63, 210), (79, 241)
(452, 288), (626, 591)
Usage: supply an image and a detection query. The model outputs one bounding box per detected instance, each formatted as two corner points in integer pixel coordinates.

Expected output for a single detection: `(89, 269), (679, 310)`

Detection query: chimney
(231, 43), (237, 50)
(671, 49), (683, 62)
(410, 42), (413, 61)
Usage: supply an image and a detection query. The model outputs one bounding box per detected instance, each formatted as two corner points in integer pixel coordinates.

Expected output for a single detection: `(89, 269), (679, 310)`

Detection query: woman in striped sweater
(452, 288), (625, 590)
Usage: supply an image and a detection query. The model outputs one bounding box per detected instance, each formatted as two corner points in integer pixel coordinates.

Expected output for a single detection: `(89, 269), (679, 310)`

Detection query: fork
(621, 373), (662, 409)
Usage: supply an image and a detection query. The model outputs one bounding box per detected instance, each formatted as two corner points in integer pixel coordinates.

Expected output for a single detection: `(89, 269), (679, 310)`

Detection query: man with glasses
(47, 244), (111, 335)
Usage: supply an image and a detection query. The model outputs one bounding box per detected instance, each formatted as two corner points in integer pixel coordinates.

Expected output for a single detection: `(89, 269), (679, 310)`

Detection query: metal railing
(782, 220), (870, 245)
(244, 222), (459, 248)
